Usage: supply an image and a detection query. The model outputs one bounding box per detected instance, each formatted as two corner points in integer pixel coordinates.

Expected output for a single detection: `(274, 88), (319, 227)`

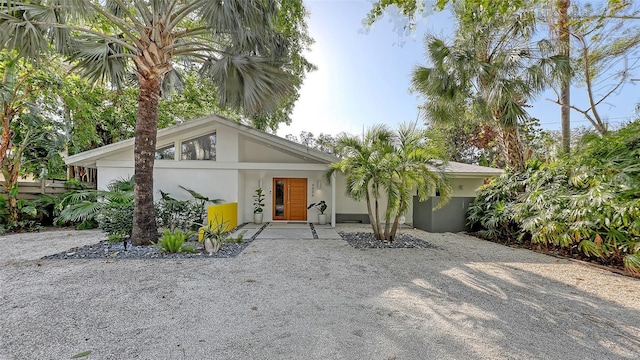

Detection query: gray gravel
(340, 231), (439, 249)
(1, 226), (640, 360)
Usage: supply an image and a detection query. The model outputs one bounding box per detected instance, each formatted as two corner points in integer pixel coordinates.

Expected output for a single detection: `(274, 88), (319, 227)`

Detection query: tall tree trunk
(557, 0), (571, 153)
(131, 76), (162, 245)
(501, 126), (525, 170)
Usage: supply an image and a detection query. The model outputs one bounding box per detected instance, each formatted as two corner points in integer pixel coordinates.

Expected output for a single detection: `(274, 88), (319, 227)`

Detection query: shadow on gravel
(369, 260), (640, 359)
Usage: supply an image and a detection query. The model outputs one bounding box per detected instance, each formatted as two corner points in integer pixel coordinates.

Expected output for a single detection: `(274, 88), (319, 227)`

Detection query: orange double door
(272, 178), (307, 221)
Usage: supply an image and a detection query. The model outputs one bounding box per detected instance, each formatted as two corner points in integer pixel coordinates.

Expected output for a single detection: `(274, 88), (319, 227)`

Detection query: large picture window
(181, 132), (216, 160)
(155, 144), (175, 160)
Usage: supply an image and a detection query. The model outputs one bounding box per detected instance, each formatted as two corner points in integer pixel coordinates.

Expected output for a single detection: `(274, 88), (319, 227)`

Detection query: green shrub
(227, 230), (246, 244)
(155, 186), (222, 232)
(469, 121), (640, 273)
(155, 197), (204, 232)
(97, 203), (134, 238)
(108, 233), (125, 243)
(0, 195), (46, 234)
(56, 177), (134, 228)
(154, 229), (195, 253)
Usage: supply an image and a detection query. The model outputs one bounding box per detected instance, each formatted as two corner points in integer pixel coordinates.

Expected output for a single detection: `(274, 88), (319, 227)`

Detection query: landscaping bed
(41, 238), (253, 259)
(42, 223), (257, 260)
(339, 231), (439, 249)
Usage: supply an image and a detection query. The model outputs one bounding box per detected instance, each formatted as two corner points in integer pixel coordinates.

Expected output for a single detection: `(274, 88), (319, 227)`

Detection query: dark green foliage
(97, 203), (134, 238)
(155, 187), (222, 232)
(56, 178), (134, 228)
(307, 201), (327, 214)
(469, 121), (640, 272)
(253, 188), (265, 214)
(0, 194), (45, 234)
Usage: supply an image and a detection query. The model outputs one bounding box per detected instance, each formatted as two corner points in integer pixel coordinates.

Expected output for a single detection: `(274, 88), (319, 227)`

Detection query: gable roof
(65, 113), (503, 178)
(439, 161), (503, 177)
(64, 114), (339, 167)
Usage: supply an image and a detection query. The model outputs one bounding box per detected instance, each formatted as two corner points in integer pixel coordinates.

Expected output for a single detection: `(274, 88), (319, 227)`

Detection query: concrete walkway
(231, 222), (343, 240)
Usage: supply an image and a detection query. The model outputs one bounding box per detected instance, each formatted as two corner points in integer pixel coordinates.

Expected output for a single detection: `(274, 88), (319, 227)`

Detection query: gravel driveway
(1, 226), (639, 360)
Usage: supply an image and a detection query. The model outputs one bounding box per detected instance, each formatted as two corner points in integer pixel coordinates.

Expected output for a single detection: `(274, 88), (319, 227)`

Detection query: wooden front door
(273, 178), (307, 221)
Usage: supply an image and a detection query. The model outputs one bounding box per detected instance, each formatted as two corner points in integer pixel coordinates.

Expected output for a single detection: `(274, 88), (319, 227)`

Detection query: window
(155, 144), (175, 160)
(181, 132), (216, 160)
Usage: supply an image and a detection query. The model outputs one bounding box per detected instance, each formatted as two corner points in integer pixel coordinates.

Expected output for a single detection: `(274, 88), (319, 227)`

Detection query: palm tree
(0, 0), (301, 245)
(329, 125), (393, 240)
(382, 122), (451, 240)
(555, 0), (571, 153)
(413, 3), (563, 170)
(329, 123), (450, 241)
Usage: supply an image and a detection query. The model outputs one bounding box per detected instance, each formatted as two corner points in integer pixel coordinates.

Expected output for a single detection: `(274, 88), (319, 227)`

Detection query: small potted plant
(253, 188), (265, 224)
(198, 218), (228, 255)
(307, 200), (328, 225)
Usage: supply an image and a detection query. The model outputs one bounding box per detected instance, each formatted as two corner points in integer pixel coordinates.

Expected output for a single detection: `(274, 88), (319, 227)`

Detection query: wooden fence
(0, 179), (94, 200)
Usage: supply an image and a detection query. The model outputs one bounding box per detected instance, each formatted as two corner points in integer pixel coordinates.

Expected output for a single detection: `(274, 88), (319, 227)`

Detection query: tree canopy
(0, 0), (314, 244)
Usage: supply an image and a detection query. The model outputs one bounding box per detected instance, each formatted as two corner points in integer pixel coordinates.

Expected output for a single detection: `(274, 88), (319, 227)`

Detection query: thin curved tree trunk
(364, 188), (380, 240)
(373, 186), (383, 240)
(131, 76), (162, 245)
(389, 192), (405, 242)
(383, 204), (392, 240)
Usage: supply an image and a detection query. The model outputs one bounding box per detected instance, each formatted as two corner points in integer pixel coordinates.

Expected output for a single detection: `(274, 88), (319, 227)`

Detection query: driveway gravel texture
(1, 226), (639, 360)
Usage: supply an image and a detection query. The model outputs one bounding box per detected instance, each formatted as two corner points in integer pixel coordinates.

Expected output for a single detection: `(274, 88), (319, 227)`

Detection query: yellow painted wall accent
(199, 202), (238, 241)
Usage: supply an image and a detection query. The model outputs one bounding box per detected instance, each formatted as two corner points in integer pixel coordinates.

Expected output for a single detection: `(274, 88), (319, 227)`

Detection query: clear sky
(276, 0), (640, 138)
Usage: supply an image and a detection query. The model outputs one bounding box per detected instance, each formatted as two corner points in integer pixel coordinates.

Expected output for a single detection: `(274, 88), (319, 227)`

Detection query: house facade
(65, 114), (502, 231)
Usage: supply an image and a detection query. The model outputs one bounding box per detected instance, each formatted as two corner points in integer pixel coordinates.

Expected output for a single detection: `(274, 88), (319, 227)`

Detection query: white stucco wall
(450, 178), (485, 197)
(241, 170), (329, 223)
(111, 122), (239, 163)
(154, 168), (238, 202)
(96, 166), (134, 191)
(96, 162), (238, 202)
(239, 136), (314, 163)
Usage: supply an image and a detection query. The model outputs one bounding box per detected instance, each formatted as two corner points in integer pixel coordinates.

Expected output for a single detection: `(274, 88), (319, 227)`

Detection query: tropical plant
(253, 188), (265, 214)
(0, 0), (312, 245)
(156, 186), (222, 232)
(469, 121), (640, 273)
(328, 125), (393, 240)
(412, 2), (566, 170)
(383, 122), (452, 239)
(56, 177), (135, 229)
(97, 202), (135, 239)
(368, 0), (640, 147)
(329, 123), (451, 241)
(197, 217), (229, 254)
(0, 194), (43, 234)
(0, 51), (66, 225)
(307, 200), (327, 214)
(153, 229), (196, 253)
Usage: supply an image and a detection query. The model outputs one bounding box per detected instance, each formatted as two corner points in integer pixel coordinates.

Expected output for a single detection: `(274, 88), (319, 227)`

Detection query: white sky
(277, 0), (640, 138)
